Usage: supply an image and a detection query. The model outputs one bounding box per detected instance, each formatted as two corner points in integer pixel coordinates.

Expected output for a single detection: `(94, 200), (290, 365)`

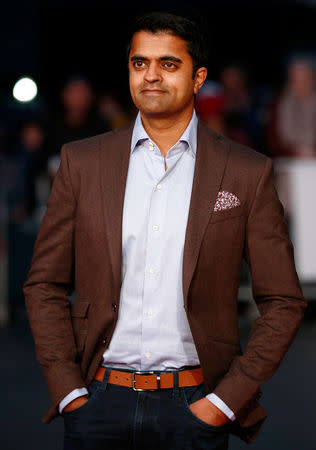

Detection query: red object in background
(195, 94), (226, 121)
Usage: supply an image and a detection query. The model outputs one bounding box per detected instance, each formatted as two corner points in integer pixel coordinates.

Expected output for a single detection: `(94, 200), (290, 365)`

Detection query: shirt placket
(140, 143), (167, 368)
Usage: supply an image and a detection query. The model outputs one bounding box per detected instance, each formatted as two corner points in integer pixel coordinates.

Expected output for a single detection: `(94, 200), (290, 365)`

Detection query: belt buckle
(132, 371), (161, 391)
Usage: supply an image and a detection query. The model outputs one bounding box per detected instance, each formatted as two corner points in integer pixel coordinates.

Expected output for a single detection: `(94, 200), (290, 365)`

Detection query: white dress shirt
(59, 110), (235, 421)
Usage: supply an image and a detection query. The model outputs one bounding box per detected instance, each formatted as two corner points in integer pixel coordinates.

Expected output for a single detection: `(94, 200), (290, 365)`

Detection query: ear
(193, 67), (207, 95)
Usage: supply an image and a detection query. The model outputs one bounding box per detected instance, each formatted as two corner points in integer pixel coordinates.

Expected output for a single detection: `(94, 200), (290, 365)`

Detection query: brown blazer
(23, 119), (306, 443)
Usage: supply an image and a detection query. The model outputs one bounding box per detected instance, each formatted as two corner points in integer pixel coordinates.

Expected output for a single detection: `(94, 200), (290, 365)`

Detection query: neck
(140, 107), (194, 157)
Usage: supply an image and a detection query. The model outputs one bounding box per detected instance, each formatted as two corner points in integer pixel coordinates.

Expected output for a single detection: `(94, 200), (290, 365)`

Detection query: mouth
(141, 89), (167, 94)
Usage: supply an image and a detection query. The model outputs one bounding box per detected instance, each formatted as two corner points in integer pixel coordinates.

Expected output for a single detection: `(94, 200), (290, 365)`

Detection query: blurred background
(1, 1), (316, 449)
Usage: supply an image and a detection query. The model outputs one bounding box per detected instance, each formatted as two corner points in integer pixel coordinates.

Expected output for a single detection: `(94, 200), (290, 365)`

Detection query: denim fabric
(63, 367), (229, 450)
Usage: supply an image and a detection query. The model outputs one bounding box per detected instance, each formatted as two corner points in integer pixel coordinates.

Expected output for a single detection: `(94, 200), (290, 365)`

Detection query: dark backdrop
(2, 1), (316, 106)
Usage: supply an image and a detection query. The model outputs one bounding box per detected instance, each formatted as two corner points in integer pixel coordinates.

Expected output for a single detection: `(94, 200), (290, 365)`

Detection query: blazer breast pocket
(71, 300), (90, 357)
(210, 207), (245, 224)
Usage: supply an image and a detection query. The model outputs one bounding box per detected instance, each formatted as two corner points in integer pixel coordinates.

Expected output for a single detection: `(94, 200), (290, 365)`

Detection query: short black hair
(126, 11), (209, 76)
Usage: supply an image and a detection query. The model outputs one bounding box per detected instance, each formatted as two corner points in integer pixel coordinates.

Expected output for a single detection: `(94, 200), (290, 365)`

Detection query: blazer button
(112, 303), (117, 312)
(102, 339), (107, 345)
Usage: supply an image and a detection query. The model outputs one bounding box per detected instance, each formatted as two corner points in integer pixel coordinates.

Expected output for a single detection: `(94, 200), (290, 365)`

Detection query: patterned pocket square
(214, 191), (241, 212)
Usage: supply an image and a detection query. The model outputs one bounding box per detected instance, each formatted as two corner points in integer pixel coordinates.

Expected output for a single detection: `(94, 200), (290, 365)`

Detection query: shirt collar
(131, 110), (198, 156)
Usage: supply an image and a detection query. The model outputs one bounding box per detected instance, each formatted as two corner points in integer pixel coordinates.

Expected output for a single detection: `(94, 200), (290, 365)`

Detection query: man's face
(128, 31), (205, 118)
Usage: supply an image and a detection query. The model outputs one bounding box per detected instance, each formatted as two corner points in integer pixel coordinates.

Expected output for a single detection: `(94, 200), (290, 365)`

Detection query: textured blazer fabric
(23, 119), (307, 443)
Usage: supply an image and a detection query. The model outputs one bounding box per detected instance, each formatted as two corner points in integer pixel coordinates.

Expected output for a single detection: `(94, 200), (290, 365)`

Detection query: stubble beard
(134, 93), (173, 118)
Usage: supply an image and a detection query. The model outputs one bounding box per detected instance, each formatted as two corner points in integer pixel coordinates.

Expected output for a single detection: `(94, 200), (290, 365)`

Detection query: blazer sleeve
(23, 145), (87, 411)
(213, 157), (307, 422)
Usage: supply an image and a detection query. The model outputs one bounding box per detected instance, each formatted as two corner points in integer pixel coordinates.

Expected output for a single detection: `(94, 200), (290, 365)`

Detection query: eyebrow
(130, 55), (183, 64)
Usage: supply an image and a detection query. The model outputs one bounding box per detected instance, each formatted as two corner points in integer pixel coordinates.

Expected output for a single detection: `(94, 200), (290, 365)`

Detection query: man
(24, 12), (306, 450)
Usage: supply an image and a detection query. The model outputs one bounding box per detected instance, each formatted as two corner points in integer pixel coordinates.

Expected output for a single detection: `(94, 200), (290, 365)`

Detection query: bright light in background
(13, 77), (38, 102)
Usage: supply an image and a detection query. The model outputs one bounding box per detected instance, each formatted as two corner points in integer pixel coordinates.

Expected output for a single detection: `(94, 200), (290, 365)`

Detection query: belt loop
(99, 366), (111, 392)
(172, 370), (180, 400)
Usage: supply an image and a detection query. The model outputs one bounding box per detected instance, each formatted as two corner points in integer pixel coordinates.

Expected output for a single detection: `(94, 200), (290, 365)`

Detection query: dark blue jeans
(63, 367), (229, 450)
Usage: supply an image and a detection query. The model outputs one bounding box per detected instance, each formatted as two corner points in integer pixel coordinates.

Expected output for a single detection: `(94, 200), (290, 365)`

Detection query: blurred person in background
(99, 92), (131, 130)
(47, 75), (109, 177)
(24, 11), (306, 450)
(7, 120), (47, 223)
(220, 65), (264, 151)
(266, 58), (316, 219)
(268, 59), (316, 158)
(195, 80), (226, 134)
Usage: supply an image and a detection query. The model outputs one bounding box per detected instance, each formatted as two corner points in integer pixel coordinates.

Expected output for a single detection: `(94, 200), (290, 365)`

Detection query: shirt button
(156, 184), (162, 190)
(145, 352), (151, 359)
(149, 142), (154, 151)
(153, 225), (159, 231)
(148, 309), (153, 316)
(149, 268), (154, 274)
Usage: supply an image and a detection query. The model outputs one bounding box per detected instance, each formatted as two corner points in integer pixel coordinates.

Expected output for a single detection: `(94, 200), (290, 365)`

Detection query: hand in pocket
(63, 395), (89, 413)
(189, 397), (229, 427)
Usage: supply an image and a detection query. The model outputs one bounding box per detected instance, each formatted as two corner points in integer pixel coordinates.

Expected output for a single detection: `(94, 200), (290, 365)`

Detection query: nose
(144, 62), (162, 83)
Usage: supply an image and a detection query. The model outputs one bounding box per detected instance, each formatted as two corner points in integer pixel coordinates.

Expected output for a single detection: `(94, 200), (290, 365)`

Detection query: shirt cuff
(59, 387), (89, 414)
(206, 393), (236, 421)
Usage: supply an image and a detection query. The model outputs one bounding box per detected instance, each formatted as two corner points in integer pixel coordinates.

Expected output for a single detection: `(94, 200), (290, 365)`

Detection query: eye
(162, 61), (177, 70)
(133, 60), (145, 69)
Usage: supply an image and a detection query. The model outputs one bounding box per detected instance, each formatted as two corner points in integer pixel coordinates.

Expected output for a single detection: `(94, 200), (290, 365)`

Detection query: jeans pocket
(62, 379), (101, 416)
(181, 384), (229, 432)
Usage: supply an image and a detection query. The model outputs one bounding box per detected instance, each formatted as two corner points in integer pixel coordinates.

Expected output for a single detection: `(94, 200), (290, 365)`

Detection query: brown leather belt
(94, 366), (204, 391)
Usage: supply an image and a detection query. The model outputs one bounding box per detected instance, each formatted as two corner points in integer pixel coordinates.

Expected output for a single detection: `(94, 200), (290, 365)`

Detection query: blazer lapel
(99, 121), (134, 296)
(182, 120), (230, 310)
